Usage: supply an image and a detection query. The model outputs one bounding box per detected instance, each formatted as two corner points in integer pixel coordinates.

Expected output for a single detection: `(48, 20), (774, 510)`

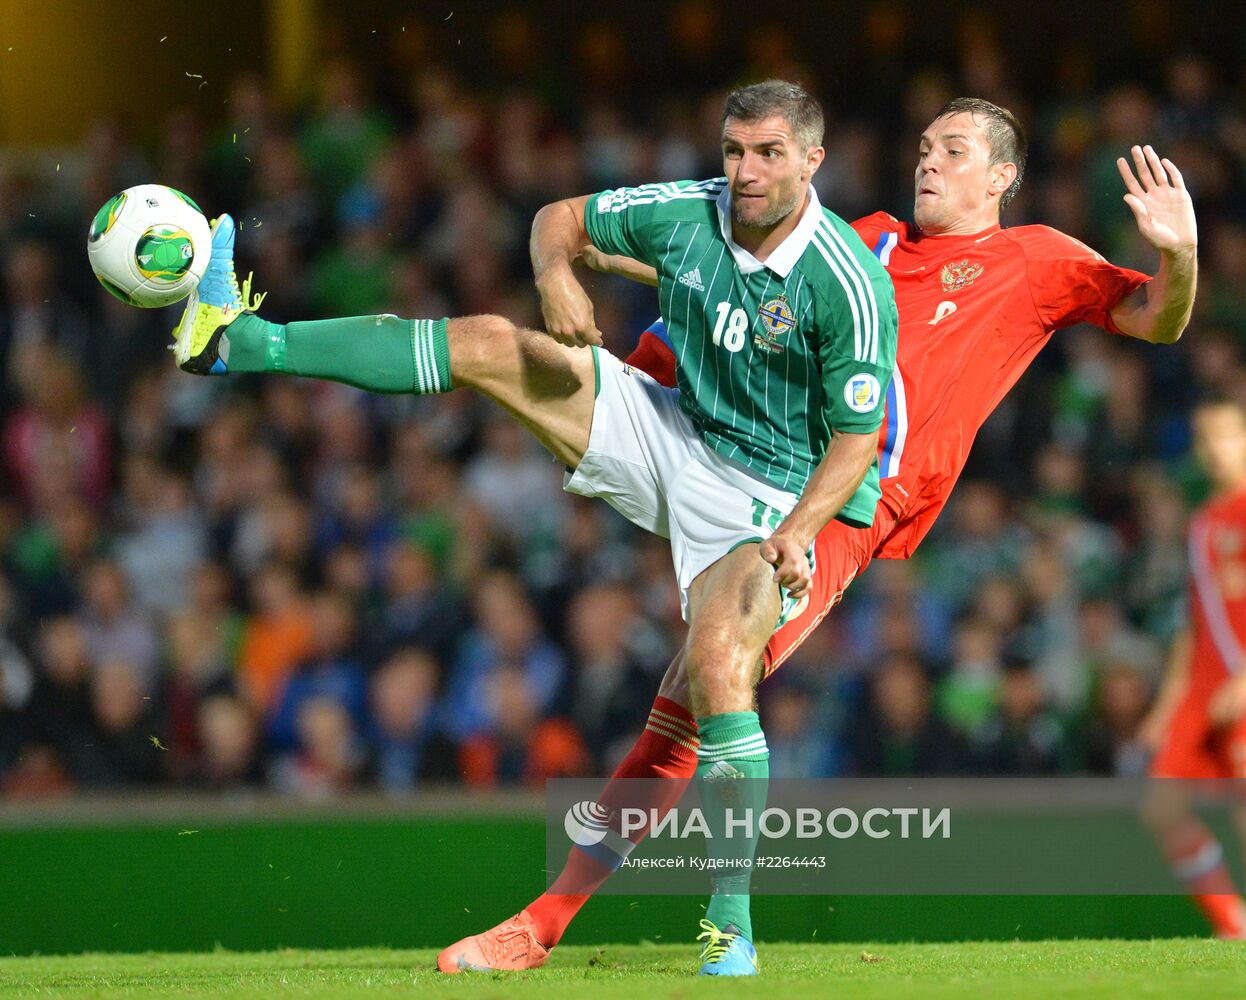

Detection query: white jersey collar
(716, 182), (823, 278)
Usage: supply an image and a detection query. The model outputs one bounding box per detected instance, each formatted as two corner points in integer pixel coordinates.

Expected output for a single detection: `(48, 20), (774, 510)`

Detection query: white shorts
(564, 350), (803, 621)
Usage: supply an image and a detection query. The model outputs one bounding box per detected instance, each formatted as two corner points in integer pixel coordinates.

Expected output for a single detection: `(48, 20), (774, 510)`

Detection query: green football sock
(695, 711), (769, 942)
(222, 314), (452, 394)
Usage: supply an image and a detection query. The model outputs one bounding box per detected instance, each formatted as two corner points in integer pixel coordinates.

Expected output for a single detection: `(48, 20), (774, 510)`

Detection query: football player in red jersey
(442, 97), (1198, 969)
(1139, 400), (1246, 939)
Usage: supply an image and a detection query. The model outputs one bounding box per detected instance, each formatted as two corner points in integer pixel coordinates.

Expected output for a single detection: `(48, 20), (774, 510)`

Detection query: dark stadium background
(1, 0), (1244, 951)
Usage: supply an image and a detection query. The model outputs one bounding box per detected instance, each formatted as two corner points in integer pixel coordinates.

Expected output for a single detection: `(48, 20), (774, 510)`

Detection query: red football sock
(524, 696), (698, 947)
(1160, 818), (1246, 938)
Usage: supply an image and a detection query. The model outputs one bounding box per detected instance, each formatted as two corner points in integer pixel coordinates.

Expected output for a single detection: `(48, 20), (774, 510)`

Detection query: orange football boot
(436, 909), (552, 973)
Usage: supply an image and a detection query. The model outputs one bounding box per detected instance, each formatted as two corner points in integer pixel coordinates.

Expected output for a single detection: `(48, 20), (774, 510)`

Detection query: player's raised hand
(1116, 145), (1197, 254)
(537, 265), (604, 348)
(760, 533), (813, 600)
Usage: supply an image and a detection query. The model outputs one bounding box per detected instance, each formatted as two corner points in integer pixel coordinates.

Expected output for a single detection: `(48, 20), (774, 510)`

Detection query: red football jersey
(625, 213), (1149, 559)
(849, 212), (1149, 557)
(1186, 486), (1246, 691)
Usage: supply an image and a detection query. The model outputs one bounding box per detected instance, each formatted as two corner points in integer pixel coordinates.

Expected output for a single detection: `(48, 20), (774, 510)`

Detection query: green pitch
(1, 940), (1243, 999)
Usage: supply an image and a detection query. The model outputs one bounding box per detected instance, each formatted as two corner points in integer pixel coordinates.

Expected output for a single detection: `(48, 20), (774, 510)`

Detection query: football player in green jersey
(172, 80), (896, 976)
(518, 82), (895, 975)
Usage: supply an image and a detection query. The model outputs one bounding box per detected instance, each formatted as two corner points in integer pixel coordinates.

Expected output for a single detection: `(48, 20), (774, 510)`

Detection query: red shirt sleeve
(624, 324), (677, 388)
(1022, 227), (1150, 333)
(850, 211), (901, 254)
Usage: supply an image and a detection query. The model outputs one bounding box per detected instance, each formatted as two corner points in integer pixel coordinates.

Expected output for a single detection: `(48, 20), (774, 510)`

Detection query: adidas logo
(703, 760), (744, 783)
(678, 267), (705, 291)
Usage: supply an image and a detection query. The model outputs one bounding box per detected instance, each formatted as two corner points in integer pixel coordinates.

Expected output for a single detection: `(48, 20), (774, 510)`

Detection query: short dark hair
(933, 97), (1028, 209)
(722, 79), (824, 151)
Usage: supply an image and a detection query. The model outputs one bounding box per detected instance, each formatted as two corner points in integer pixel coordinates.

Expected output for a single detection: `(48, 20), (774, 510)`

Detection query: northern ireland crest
(755, 296), (796, 353)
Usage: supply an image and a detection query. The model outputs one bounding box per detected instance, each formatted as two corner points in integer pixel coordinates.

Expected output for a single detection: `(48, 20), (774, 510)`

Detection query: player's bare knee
(688, 672), (756, 717)
(446, 314), (518, 387)
(449, 314), (590, 403)
(685, 630), (760, 712)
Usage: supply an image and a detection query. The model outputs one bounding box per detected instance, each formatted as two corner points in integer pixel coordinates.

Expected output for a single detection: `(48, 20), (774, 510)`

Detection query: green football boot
(171, 213), (265, 374)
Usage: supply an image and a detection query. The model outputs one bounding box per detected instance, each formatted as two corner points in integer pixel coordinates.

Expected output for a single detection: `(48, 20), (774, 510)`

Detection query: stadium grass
(0, 940), (1243, 999)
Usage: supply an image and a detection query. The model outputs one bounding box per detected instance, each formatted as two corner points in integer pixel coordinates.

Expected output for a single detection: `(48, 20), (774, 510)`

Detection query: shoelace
(239, 272), (267, 312)
(191, 270), (267, 341)
(696, 918), (735, 964)
(481, 921), (534, 961)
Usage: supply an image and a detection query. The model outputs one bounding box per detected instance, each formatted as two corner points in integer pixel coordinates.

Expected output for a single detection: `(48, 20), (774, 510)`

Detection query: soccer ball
(86, 184), (212, 308)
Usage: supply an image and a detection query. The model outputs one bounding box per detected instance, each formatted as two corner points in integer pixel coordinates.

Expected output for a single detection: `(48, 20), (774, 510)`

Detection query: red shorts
(1151, 688), (1246, 780)
(762, 503), (899, 679)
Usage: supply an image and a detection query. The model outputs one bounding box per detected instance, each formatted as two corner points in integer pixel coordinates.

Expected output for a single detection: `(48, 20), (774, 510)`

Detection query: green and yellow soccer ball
(86, 183), (212, 308)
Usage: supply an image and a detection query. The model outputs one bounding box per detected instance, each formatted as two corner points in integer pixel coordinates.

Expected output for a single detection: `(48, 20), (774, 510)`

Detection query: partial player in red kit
(1139, 400), (1246, 939)
(766, 206), (1148, 668)
(440, 97), (1198, 972)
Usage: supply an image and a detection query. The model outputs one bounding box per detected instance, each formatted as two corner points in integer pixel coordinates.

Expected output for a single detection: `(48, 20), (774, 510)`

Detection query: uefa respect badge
(844, 373), (881, 413)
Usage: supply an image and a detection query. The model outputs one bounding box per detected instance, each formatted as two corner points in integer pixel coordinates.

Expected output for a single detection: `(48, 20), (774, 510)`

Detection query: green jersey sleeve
(818, 266), (898, 435)
(583, 181), (708, 266)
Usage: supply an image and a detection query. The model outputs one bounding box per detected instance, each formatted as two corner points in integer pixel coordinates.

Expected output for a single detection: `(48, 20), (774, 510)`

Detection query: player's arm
(578, 245), (659, 287)
(1208, 654), (1246, 727)
(761, 429), (880, 599)
(535, 183), (673, 346)
(530, 194), (603, 347)
(1108, 145), (1198, 345)
(1137, 628), (1192, 749)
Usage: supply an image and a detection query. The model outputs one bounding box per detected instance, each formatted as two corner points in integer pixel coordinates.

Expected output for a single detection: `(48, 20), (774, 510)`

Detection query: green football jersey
(585, 178), (898, 527)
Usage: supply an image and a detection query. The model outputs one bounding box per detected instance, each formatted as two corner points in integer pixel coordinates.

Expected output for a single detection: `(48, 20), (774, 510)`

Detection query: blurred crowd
(2, 3), (1246, 798)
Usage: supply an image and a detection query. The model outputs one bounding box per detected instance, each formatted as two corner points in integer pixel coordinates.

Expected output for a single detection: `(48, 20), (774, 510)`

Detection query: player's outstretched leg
(171, 214), (596, 469)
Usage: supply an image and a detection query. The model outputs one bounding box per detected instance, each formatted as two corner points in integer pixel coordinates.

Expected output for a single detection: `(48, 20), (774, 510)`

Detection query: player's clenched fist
(760, 533), (813, 600)
(536, 265), (604, 348)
